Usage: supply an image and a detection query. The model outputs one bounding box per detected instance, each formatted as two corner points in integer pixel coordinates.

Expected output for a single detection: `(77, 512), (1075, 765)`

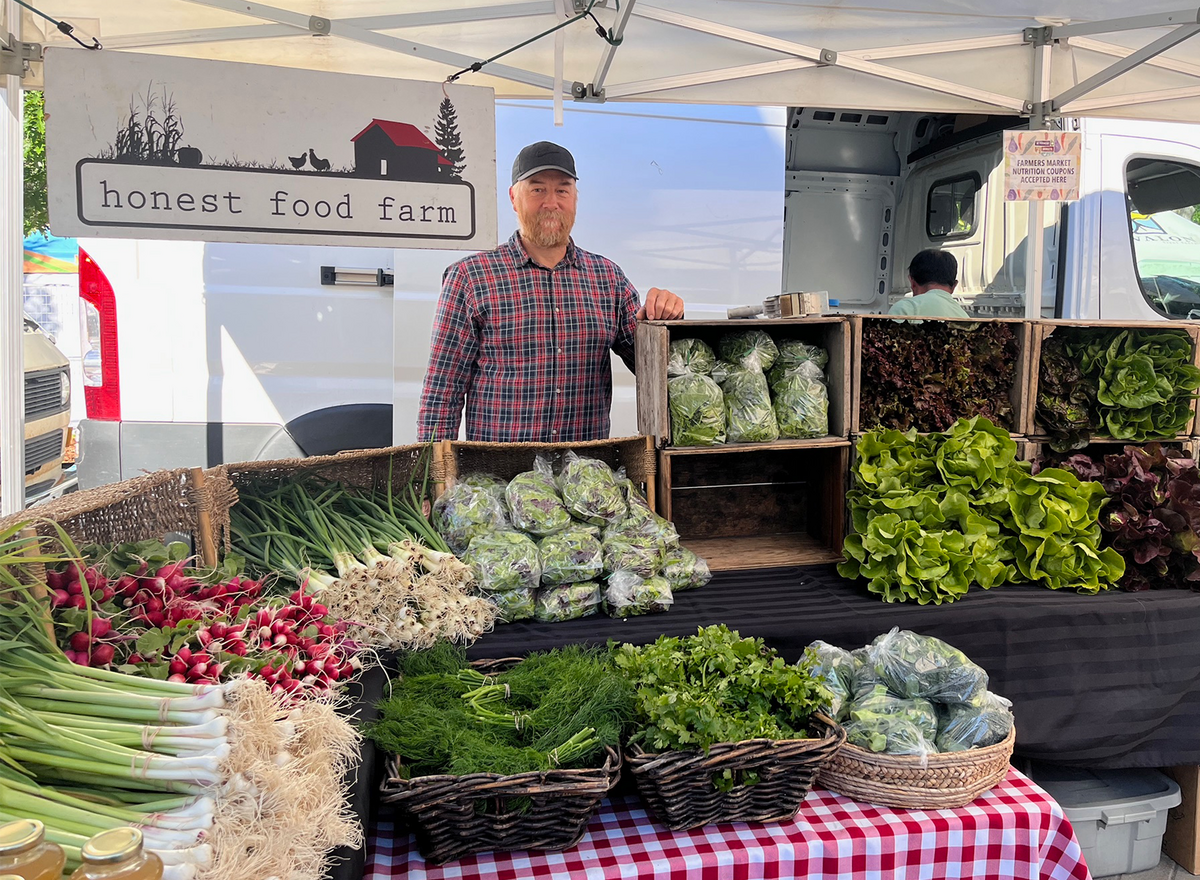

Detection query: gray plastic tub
(1028, 764), (1181, 878)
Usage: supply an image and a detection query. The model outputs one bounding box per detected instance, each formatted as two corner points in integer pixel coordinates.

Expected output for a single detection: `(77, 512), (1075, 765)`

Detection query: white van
(74, 105), (1200, 488)
(782, 111), (1200, 322)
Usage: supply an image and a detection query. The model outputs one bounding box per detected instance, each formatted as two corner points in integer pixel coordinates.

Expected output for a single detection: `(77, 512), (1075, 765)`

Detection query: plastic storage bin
(1028, 764), (1181, 878)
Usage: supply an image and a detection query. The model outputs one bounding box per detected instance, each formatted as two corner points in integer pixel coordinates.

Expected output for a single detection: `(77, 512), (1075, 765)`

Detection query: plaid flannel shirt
(417, 232), (641, 442)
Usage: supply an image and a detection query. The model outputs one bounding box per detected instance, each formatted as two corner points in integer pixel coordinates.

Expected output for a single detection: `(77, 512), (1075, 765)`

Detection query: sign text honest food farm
(44, 50), (497, 249)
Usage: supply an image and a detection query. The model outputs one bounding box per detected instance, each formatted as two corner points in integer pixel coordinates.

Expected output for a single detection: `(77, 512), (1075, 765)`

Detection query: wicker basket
(625, 714), (846, 831)
(377, 658), (622, 863)
(379, 746), (620, 864)
(817, 725), (1016, 810)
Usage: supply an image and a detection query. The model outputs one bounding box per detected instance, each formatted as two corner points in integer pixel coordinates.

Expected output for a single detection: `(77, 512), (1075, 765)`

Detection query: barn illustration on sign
(98, 85), (469, 182)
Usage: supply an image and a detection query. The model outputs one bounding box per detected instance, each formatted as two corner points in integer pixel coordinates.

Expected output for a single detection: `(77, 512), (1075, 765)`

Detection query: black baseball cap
(511, 141), (578, 185)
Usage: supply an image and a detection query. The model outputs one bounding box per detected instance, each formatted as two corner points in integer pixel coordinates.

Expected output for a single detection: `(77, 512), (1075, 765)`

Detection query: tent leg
(0, 0), (25, 516)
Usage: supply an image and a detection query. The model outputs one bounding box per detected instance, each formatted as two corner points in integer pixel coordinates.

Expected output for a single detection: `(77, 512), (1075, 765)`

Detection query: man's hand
(637, 287), (685, 321)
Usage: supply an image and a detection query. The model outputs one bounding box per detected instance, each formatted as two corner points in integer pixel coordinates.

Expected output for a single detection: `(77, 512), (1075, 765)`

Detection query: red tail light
(79, 247), (121, 420)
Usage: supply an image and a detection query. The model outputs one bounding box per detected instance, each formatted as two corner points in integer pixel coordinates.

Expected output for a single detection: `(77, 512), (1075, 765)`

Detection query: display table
(467, 563), (1200, 769)
(364, 768), (1090, 880)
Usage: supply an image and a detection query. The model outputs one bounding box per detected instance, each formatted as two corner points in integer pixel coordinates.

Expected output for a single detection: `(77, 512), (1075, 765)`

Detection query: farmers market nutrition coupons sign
(44, 49), (497, 249)
(1003, 130), (1081, 202)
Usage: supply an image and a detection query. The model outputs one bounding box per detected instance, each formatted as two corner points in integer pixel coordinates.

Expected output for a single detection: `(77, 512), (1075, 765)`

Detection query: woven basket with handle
(626, 713), (845, 831)
(817, 725), (1016, 809)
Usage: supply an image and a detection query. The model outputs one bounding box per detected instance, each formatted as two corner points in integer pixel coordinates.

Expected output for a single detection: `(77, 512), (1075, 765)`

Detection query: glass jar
(0, 819), (66, 880)
(68, 828), (162, 880)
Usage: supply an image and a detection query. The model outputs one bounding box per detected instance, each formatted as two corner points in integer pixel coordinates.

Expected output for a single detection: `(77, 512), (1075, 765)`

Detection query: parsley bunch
(613, 625), (830, 754)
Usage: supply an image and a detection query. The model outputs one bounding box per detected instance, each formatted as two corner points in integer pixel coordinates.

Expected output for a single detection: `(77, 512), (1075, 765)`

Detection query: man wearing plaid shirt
(417, 141), (685, 442)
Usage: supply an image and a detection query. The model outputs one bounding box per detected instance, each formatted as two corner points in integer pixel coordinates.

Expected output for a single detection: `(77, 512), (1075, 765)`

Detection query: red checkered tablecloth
(365, 768), (1091, 880)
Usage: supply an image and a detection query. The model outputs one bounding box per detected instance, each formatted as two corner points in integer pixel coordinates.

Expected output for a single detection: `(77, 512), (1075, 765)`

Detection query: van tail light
(78, 247), (121, 421)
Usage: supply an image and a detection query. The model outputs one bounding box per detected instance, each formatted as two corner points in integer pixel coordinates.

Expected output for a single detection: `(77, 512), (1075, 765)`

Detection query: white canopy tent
(8, 0), (1200, 512)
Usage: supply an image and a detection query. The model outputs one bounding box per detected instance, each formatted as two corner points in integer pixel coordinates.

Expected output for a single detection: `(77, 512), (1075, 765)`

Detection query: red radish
(51, 589), (69, 608)
(89, 618), (112, 638)
(90, 644), (115, 666)
(69, 631), (91, 652)
(46, 570), (65, 590)
(67, 580), (83, 596)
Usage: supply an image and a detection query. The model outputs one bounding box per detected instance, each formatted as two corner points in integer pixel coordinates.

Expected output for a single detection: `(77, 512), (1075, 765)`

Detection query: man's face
(510, 171), (577, 249)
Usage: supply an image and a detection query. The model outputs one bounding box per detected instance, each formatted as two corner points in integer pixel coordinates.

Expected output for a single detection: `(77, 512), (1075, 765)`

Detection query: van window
(926, 173), (979, 240)
(1126, 158), (1200, 320)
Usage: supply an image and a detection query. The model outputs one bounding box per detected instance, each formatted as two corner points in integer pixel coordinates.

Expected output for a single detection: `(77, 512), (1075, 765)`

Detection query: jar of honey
(68, 828), (162, 880)
(0, 819), (67, 880)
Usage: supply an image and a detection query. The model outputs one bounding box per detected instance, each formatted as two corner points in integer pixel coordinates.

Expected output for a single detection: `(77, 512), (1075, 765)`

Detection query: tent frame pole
(0, 0), (24, 516)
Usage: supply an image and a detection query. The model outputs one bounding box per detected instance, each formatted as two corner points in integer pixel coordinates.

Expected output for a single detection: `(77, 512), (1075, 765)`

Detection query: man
(417, 141), (685, 442)
(889, 249), (969, 318)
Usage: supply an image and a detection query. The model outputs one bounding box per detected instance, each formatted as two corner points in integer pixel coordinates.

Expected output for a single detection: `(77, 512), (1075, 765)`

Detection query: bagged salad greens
(771, 359), (829, 439)
(431, 480), (509, 555)
(668, 338), (717, 377)
(603, 571), (674, 617)
(601, 530), (662, 578)
(843, 716), (934, 757)
(559, 453), (628, 526)
(488, 587), (537, 623)
(660, 545), (712, 592)
(505, 457), (572, 536)
(719, 329), (779, 372)
(849, 683), (938, 743)
(936, 692), (1014, 752)
(463, 530), (541, 593)
(460, 473), (510, 508)
(768, 340), (828, 385)
(807, 640), (858, 720)
(538, 527), (604, 586)
(668, 373), (726, 447)
(869, 628), (988, 705)
(534, 582), (603, 623)
(713, 361), (779, 443)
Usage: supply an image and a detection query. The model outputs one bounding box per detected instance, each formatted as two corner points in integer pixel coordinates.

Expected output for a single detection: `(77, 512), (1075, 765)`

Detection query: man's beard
(519, 207), (574, 248)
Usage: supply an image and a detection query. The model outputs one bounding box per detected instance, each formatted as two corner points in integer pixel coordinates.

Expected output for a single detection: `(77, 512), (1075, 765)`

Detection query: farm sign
(1003, 130), (1081, 202)
(44, 49), (497, 249)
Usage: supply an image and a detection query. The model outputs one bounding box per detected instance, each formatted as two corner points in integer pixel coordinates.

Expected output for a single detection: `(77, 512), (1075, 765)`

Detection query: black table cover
(467, 565), (1200, 770)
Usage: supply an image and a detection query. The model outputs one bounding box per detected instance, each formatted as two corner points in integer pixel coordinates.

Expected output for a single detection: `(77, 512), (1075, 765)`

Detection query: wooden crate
(439, 436), (657, 510)
(1026, 320), (1200, 442)
(1022, 438), (1199, 470)
(851, 314), (1032, 436)
(635, 317), (851, 448)
(656, 441), (849, 571)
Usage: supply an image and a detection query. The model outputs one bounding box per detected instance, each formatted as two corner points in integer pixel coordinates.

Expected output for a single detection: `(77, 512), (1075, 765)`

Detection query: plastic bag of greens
(603, 570), (674, 617)
(611, 479), (681, 553)
(668, 338), (717, 377)
(660, 545), (712, 592)
(868, 628), (988, 705)
(668, 373), (726, 447)
(431, 481), (509, 555)
(849, 647), (882, 692)
(848, 683), (938, 743)
(463, 531), (541, 593)
(843, 716), (936, 759)
(768, 340), (828, 385)
(772, 362), (830, 439)
(538, 527), (604, 586)
(713, 362), (779, 443)
(534, 581), (603, 623)
(460, 472), (510, 509)
(719, 329), (779, 372)
(505, 457), (572, 536)
(807, 640), (858, 720)
(602, 530), (662, 577)
(489, 587), (537, 623)
(936, 691), (1014, 752)
(559, 453), (627, 526)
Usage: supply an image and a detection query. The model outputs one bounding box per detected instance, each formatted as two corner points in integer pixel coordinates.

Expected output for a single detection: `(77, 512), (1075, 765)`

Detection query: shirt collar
(506, 231), (581, 269)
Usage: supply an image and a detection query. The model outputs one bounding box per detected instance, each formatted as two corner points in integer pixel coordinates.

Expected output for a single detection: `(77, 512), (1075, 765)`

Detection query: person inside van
(890, 249), (969, 318)
(417, 141), (685, 443)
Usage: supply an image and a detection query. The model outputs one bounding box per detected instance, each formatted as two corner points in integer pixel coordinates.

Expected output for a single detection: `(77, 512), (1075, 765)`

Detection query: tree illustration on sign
(434, 97), (466, 180)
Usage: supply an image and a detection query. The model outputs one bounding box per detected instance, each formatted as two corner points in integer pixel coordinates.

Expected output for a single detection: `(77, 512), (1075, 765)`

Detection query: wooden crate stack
(636, 317), (851, 572)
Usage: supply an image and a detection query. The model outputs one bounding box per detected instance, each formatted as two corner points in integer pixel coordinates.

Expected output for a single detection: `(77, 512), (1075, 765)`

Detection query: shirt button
(552, 429), (558, 435)
(555, 388), (561, 394)
(555, 307), (560, 313)
(557, 347), (562, 353)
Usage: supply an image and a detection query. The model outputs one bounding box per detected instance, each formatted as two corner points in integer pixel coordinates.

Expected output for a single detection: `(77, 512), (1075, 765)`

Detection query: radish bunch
(47, 554), (360, 694)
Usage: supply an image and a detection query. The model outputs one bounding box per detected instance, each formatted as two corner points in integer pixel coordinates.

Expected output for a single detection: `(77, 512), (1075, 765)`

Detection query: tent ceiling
(19, 3), (1200, 122)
